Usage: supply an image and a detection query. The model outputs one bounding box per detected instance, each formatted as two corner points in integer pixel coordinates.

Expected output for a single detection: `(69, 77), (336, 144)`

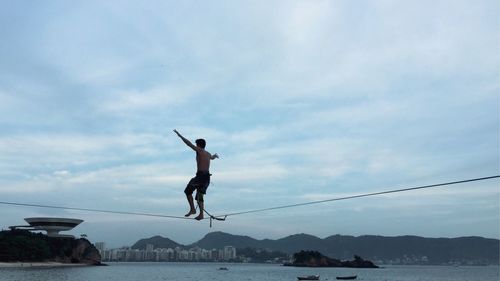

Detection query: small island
(284, 250), (378, 268)
(0, 229), (103, 266)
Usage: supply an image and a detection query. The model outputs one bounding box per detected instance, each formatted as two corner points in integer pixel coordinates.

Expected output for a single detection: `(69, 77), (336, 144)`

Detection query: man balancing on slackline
(174, 129), (219, 220)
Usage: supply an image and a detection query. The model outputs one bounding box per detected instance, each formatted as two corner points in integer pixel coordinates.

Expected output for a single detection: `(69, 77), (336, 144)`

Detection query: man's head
(195, 139), (206, 148)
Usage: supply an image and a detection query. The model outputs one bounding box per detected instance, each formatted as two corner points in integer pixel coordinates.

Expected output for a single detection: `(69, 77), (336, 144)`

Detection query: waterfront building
(218, 249), (224, 260)
(95, 242), (106, 252)
(9, 217), (83, 238)
(224, 246), (236, 260)
(211, 249), (219, 261)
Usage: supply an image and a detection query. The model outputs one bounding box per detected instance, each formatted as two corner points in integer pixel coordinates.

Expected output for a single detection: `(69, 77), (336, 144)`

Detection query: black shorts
(184, 171), (211, 196)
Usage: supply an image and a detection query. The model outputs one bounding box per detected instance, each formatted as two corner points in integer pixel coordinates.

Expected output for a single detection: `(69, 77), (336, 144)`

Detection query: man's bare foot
(185, 210), (196, 217)
(194, 214), (204, 221)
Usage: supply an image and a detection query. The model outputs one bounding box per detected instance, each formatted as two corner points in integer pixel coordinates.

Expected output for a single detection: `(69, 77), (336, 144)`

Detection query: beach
(0, 262), (89, 268)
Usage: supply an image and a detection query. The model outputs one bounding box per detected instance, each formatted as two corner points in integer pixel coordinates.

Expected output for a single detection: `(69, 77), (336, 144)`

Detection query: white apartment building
(224, 246), (236, 260)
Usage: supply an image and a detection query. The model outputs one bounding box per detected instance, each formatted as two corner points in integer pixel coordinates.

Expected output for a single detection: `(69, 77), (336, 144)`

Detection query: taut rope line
(0, 201), (195, 220)
(216, 175), (500, 217)
(0, 175), (498, 224)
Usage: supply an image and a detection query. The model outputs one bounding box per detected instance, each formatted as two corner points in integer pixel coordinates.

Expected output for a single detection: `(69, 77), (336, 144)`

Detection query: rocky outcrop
(52, 238), (102, 265)
(284, 250), (378, 268)
(0, 230), (102, 265)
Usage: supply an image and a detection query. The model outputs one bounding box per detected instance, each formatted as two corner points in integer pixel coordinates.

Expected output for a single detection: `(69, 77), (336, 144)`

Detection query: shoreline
(0, 262), (90, 268)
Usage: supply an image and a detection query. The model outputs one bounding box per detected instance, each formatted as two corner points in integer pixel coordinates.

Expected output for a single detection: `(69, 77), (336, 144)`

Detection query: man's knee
(195, 192), (204, 202)
(184, 186), (194, 196)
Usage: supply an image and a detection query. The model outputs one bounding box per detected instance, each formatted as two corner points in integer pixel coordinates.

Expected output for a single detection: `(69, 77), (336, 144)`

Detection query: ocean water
(0, 262), (498, 281)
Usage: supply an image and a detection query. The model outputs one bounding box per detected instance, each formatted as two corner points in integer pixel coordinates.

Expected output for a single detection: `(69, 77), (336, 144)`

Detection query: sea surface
(0, 262), (498, 281)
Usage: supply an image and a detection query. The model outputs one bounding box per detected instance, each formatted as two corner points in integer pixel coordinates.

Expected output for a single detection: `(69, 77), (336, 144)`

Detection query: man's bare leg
(185, 195), (196, 217)
(195, 200), (204, 220)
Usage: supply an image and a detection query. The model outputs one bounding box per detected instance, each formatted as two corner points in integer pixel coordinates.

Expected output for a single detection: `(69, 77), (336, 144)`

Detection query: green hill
(131, 235), (181, 250)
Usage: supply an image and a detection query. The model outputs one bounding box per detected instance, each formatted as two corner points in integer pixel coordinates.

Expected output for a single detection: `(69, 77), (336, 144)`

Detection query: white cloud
(228, 127), (275, 147)
(112, 196), (184, 208)
(0, 180), (57, 194)
(0, 90), (17, 110)
(53, 170), (70, 177)
(216, 165), (288, 183)
(96, 84), (203, 114)
(0, 133), (171, 166)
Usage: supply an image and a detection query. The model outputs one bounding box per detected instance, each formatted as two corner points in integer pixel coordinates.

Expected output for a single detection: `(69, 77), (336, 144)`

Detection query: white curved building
(21, 217), (84, 238)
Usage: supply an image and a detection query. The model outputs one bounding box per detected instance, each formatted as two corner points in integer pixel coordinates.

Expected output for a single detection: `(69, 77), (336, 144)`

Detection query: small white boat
(297, 275), (320, 280)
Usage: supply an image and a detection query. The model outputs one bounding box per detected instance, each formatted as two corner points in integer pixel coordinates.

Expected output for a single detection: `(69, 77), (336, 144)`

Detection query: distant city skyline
(0, 0), (498, 247)
(97, 243), (238, 263)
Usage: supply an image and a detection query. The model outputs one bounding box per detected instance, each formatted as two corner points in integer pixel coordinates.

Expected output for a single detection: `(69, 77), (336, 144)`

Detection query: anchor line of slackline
(0, 175), (498, 226)
(215, 175), (500, 217)
(0, 201), (194, 220)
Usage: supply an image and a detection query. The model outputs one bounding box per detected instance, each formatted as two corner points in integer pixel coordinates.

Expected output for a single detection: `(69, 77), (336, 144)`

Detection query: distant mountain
(267, 233), (326, 253)
(320, 234), (499, 264)
(188, 231), (262, 250)
(134, 231), (499, 265)
(132, 235), (181, 250)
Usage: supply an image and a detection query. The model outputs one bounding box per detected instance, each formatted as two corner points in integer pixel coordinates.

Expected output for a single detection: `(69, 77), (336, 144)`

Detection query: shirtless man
(174, 129), (219, 220)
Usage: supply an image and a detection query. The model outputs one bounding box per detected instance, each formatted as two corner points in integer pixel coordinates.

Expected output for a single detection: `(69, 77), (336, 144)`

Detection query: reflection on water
(0, 263), (498, 281)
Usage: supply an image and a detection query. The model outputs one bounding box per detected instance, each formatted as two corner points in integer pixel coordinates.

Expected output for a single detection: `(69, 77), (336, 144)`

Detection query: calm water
(0, 263), (498, 281)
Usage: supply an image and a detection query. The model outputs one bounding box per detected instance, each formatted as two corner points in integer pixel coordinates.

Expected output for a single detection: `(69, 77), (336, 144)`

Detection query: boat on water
(297, 275), (320, 280)
(336, 275), (357, 280)
(218, 267), (228, 270)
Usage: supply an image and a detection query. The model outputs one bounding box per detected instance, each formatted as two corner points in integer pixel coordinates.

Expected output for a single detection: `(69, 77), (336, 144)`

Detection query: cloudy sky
(0, 0), (498, 248)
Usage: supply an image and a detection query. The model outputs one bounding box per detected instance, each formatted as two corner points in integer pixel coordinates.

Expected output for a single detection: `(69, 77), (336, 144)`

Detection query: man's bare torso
(196, 149), (211, 172)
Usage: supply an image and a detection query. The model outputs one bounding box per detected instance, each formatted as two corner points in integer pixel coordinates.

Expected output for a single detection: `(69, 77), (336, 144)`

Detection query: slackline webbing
(0, 175), (498, 224)
(216, 175), (500, 217)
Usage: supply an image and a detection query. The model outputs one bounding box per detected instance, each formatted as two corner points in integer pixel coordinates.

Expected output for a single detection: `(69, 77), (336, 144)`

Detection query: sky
(0, 0), (499, 248)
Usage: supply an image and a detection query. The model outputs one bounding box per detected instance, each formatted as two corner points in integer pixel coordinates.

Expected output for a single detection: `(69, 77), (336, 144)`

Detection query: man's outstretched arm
(211, 153), (219, 160)
(173, 129), (198, 151)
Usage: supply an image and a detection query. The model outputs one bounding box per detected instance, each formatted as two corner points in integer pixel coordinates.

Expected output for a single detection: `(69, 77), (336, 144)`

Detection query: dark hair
(195, 139), (206, 148)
